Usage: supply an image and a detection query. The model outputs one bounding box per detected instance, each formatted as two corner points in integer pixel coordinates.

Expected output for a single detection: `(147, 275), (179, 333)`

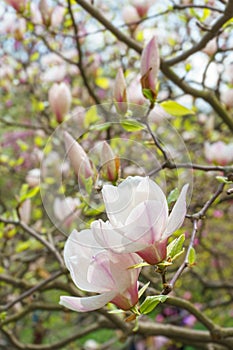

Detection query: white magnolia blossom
(92, 176), (188, 265)
(60, 229), (142, 312)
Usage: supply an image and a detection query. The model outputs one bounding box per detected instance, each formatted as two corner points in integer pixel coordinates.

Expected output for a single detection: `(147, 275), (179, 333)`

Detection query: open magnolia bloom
(92, 176), (188, 265)
(60, 229), (142, 312)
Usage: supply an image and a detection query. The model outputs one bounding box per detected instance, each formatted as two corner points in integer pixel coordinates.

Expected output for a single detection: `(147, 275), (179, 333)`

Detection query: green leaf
(138, 282), (150, 299)
(167, 234), (185, 261)
(128, 262), (150, 269)
(216, 176), (233, 184)
(167, 188), (179, 206)
(19, 185), (40, 203)
(84, 106), (100, 128)
(188, 247), (196, 266)
(89, 122), (111, 131)
(140, 295), (168, 314)
(160, 100), (195, 117)
(16, 240), (31, 253)
(142, 88), (155, 103)
(121, 120), (145, 132)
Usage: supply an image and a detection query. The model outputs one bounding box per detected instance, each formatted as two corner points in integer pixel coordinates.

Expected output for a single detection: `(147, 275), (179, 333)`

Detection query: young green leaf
(121, 120), (145, 132)
(160, 100), (195, 117)
(188, 247), (196, 266)
(167, 234), (185, 261)
(140, 295), (168, 314)
(167, 188), (179, 206)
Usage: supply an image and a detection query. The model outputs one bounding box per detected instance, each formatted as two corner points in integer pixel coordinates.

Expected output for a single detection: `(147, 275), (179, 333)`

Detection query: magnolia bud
(4, 0), (26, 12)
(122, 5), (140, 28)
(39, 0), (52, 26)
(63, 131), (94, 183)
(131, 0), (156, 17)
(48, 83), (71, 123)
(114, 68), (128, 114)
(101, 141), (120, 183)
(140, 36), (160, 100)
(203, 38), (217, 56)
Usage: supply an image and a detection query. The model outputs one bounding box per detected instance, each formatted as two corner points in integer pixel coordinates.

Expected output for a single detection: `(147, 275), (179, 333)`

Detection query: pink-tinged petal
(64, 229), (103, 293)
(87, 250), (116, 291)
(102, 176), (167, 227)
(60, 292), (116, 312)
(165, 184), (189, 237)
(91, 220), (132, 252)
(102, 176), (144, 226)
(136, 238), (168, 265)
(125, 199), (168, 244)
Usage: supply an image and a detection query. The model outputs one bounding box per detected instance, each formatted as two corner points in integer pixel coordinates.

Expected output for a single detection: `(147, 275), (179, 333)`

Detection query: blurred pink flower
(48, 83), (71, 123)
(53, 197), (80, 226)
(26, 168), (41, 187)
(60, 229), (142, 312)
(221, 89), (233, 109)
(92, 176), (188, 265)
(204, 141), (233, 165)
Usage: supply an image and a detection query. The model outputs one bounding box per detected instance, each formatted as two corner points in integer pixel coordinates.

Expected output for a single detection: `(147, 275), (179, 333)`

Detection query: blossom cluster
(60, 176), (188, 313)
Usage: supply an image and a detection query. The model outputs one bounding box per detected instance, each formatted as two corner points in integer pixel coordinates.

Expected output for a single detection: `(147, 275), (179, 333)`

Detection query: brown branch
(166, 0), (233, 65)
(1, 322), (100, 350)
(75, 0), (233, 132)
(0, 271), (63, 312)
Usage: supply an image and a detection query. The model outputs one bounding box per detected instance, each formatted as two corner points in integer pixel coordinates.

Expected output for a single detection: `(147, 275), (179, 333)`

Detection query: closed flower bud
(140, 36), (160, 100)
(122, 5), (140, 28)
(114, 68), (128, 114)
(131, 0), (156, 17)
(48, 83), (71, 123)
(63, 131), (94, 183)
(4, 0), (26, 12)
(39, 0), (52, 26)
(101, 141), (120, 183)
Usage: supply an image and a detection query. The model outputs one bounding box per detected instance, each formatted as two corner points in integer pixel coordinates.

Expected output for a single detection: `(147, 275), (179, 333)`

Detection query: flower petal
(102, 176), (167, 227)
(165, 184), (189, 237)
(64, 229), (103, 292)
(59, 291), (116, 312)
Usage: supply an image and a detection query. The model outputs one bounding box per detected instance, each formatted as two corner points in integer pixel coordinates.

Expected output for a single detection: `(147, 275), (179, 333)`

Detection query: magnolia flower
(48, 83), (71, 123)
(60, 229), (142, 312)
(114, 68), (128, 114)
(63, 131), (94, 181)
(92, 176), (188, 265)
(140, 36), (160, 99)
(100, 142), (120, 182)
(204, 141), (233, 165)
